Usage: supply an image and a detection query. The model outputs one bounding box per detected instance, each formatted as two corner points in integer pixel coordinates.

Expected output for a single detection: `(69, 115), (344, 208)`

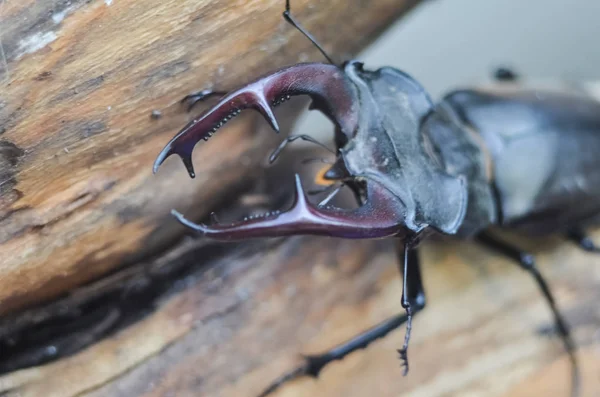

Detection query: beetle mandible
(153, 1), (599, 395)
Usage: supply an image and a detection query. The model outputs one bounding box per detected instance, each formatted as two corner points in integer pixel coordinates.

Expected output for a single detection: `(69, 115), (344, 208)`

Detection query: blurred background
(296, 0), (600, 137)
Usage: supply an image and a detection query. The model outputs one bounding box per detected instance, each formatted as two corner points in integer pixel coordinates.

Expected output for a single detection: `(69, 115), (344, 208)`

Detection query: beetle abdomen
(444, 87), (600, 235)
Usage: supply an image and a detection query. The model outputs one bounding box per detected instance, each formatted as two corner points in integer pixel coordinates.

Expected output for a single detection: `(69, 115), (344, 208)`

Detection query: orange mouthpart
(314, 164), (336, 186)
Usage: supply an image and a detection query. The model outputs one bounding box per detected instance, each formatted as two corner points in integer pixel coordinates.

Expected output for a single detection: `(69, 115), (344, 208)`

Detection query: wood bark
(0, 0), (418, 315)
(0, 194), (598, 396)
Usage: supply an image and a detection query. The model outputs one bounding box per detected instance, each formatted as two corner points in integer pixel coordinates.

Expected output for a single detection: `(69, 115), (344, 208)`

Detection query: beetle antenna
(283, 0), (337, 65)
(269, 134), (334, 164)
(301, 157), (334, 165)
(317, 183), (345, 207)
(308, 182), (340, 196)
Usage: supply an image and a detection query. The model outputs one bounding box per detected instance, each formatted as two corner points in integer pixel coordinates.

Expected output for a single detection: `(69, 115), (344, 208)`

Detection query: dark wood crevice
(0, 171), (292, 374)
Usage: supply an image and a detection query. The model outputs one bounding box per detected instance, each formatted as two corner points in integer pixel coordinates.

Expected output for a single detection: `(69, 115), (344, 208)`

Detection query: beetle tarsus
(397, 243), (426, 377)
(397, 305), (412, 376)
(476, 232), (580, 397)
(398, 347), (409, 375)
(181, 89), (227, 111)
(567, 229), (600, 253)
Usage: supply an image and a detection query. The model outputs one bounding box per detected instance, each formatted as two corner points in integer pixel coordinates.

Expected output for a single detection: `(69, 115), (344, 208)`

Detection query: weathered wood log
(0, 168), (598, 396)
(0, 147), (598, 396)
(0, 0), (419, 315)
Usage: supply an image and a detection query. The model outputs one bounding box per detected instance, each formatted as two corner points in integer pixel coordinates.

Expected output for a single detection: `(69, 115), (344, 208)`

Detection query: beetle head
(153, 62), (466, 240)
(338, 62), (468, 235)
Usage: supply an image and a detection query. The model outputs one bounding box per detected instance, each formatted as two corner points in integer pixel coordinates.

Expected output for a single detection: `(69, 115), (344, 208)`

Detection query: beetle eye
(322, 157), (349, 181)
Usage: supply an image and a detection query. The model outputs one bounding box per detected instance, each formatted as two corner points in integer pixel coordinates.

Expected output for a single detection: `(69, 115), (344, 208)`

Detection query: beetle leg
(256, 315), (407, 397)
(268, 134), (334, 164)
(180, 89), (228, 112)
(316, 184), (345, 207)
(171, 175), (407, 240)
(397, 241), (426, 375)
(566, 228), (600, 253)
(476, 232), (580, 397)
(255, 244), (425, 397)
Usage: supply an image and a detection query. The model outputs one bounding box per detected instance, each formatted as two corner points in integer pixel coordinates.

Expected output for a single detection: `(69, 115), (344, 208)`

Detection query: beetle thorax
(339, 64), (468, 235)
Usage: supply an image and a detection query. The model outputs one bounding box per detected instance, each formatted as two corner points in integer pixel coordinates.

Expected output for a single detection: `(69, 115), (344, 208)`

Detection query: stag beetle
(153, 1), (599, 395)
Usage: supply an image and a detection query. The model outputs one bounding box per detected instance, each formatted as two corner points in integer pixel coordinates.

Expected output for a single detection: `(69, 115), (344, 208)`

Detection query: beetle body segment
(438, 86), (600, 236)
(339, 63), (468, 235)
(420, 100), (497, 237)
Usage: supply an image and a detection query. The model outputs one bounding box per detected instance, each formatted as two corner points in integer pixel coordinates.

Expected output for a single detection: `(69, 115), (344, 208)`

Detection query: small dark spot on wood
(0, 205), (30, 224)
(65, 180), (117, 209)
(34, 71), (53, 81)
(0, 189), (23, 208)
(68, 191), (93, 206)
(151, 110), (162, 119)
(0, 140), (25, 200)
(0, 178), (116, 244)
(0, 105), (25, 134)
(0, 141), (25, 166)
(80, 120), (107, 138)
(139, 60), (189, 90)
(116, 204), (144, 224)
(50, 75), (106, 103)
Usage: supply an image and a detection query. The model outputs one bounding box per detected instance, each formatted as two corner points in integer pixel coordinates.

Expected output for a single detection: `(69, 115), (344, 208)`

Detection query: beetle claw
(181, 89), (227, 112)
(172, 174), (407, 241)
(397, 348), (409, 376)
(153, 63), (359, 177)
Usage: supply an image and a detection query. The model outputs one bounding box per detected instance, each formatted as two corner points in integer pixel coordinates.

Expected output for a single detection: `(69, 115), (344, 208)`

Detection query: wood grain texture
(0, 212), (597, 396)
(0, 0), (419, 315)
